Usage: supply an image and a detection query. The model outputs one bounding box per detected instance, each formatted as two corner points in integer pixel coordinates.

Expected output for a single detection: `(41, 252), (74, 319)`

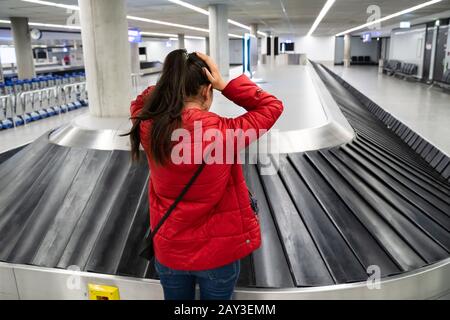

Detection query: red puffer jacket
(130, 74), (283, 271)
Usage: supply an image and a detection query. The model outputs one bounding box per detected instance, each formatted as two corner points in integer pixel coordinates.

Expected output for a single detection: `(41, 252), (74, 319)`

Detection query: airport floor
(328, 65), (450, 157)
(0, 108), (87, 153)
(1, 64), (449, 158)
(1, 64), (329, 153)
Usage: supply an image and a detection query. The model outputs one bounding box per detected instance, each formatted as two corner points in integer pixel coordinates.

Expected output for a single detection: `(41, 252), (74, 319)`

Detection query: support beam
(250, 24), (258, 37)
(178, 34), (185, 49)
(250, 24), (259, 69)
(10, 17), (35, 80)
(205, 37), (210, 55)
(208, 4), (229, 75)
(130, 42), (140, 75)
(270, 35), (275, 65)
(429, 27), (438, 81)
(344, 34), (351, 68)
(0, 54), (4, 83)
(78, 0), (133, 117)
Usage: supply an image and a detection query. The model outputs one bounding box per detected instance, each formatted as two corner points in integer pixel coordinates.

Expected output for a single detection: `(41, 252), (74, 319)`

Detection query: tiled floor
(328, 65), (450, 156)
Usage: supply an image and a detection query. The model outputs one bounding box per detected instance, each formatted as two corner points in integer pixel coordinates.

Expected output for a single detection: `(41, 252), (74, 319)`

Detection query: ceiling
(0, 0), (449, 37)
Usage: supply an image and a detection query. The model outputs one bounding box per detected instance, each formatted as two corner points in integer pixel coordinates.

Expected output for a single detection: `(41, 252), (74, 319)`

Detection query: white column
(10, 17), (36, 80)
(130, 42), (140, 74)
(205, 37), (210, 55)
(250, 23), (258, 68)
(429, 27), (438, 81)
(344, 34), (351, 68)
(130, 42), (141, 95)
(270, 35), (275, 65)
(261, 34), (267, 64)
(178, 34), (185, 49)
(208, 4), (229, 75)
(0, 54), (4, 83)
(78, 0), (133, 117)
(250, 24), (258, 37)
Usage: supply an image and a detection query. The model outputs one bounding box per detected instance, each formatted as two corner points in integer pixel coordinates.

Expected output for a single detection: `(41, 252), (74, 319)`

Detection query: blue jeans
(155, 259), (240, 300)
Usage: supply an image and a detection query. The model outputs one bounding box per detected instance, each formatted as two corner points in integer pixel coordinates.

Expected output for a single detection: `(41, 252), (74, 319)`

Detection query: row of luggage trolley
(0, 73), (88, 130)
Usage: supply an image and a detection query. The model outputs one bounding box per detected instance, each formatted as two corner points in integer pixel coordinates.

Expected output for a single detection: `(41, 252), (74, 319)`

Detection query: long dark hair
(126, 49), (211, 165)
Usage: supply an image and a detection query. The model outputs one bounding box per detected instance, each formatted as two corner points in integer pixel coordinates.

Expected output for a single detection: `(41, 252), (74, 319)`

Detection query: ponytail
(126, 49), (210, 165)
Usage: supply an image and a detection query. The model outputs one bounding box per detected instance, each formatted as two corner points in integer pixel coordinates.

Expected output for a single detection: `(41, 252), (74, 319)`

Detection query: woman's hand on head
(195, 52), (227, 92)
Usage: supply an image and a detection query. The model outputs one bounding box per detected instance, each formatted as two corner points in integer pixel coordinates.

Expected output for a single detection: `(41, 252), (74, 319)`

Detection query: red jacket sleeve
(221, 74), (283, 131)
(218, 74), (284, 148)
(130, 86), (155, 118)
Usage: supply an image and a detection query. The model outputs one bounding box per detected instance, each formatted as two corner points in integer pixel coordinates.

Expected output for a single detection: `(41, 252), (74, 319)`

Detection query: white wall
(445, 25), (450, 72)
(140, 38), (206, 62)
(185, 39), (207, 55)
(261, 36), (267, 55)
(350, 37), (380, 62)
(0, 29), (12, 44)
(279, 36), (335, 63)
(334, 37), (344, 63)
(335, 36), (381, 64)
(389, 25), (427, 77)
(229, 38), (243, 65)
(0, 47), (16, 64)
(141, 39), (177, 62)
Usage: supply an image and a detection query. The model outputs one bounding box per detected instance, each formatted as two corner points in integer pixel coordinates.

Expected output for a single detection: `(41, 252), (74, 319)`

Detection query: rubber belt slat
(259, 159), (334, 287)
(244, 164), (295, 288)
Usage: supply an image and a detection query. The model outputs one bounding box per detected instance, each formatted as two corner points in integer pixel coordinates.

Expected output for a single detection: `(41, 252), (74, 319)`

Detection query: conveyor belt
(0, 146), (26, 165)
(0, 63), (448, 290)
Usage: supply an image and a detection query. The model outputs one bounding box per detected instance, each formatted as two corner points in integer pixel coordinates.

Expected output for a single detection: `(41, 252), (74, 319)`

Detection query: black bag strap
(148, 161), (206, 241)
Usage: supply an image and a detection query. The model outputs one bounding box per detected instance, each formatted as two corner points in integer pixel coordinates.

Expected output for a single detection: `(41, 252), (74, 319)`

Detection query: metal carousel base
(1, 258), (449, 300)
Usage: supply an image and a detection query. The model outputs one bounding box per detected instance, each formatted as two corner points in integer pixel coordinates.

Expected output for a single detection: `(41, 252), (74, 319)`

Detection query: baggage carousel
(0, 62), (448, 299)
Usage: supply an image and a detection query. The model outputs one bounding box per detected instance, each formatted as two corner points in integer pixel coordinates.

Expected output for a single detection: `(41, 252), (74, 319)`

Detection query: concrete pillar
(0, 54), (4, 83)
(78, 0), (133, 118)
(205, 37), (210, 55)
(344, 34), (351, 68)
(250, 24), (258, 37)
(270, 35), (275, 65)
(10, 17), (35, 80)
(429, 26), (438, 81)
(250, 24), (258, 56)
(130, 42), (140, 74)
(261, 35), (267, 61)
(178, 34), (185, 49)
(130, 42), (141, 94)
(208, 4), (229, 75)
(250, 23), (258, 68)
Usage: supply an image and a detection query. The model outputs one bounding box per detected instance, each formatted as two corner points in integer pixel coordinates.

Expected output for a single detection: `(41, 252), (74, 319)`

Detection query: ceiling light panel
(306, 0), (336, 36)
(168, 0), (258, 34)
(20, 0), (209, 33)
(168, 0), (209, 15)
(141, 32), (178, 37)
(21, 0), (79, 11)
(126, 15), (209, 33)
(18, 0), (264, 38)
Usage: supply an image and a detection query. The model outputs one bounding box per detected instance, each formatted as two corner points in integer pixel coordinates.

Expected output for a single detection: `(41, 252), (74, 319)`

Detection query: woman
(128, 49), (283, 300)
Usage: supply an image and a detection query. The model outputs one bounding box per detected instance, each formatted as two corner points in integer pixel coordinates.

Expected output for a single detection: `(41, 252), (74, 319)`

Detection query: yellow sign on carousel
(88, 284), (120, 300)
